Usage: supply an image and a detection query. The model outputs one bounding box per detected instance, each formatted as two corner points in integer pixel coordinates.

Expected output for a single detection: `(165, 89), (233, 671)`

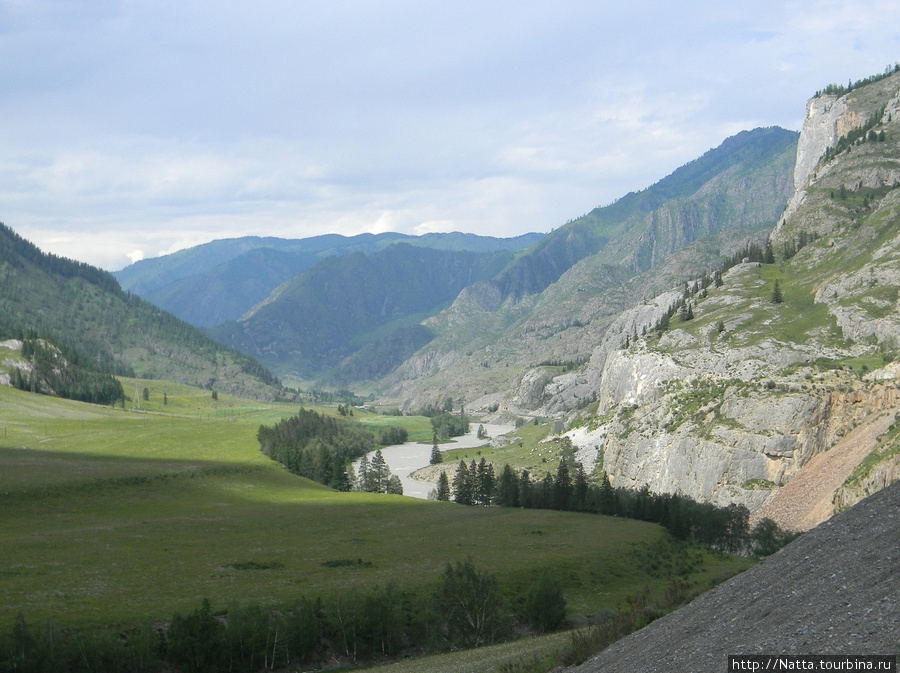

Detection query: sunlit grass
(0, 384), (751, 631)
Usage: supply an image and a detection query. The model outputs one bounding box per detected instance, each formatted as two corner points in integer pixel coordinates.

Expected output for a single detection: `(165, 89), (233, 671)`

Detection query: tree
(429, 434), (442, 464)
(211, 390), (218, 401)
(386, 475), (403, 495)
(518, 470), (532, 509)
(771, 280), (783, 304)
(163, 391), (168, 405)
(369, 450), (391, 493)
(495, 464), (519, 507)
(525, 572), (567, 633)
(356, 455), (372, 492)
(167, 598), (226, 673)
(434, 558), (511, 648)
(452, 461), (473, 505)
(435, 470), (451, 501)
(476, 458), (495, 506)
(552, 460), (572, 510)
(142, 386), (150, 402)
(477, 424), (488, 440)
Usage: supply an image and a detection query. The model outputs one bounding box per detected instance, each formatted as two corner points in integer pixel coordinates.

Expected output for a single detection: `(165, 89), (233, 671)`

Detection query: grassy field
(0, 383), (751, 635)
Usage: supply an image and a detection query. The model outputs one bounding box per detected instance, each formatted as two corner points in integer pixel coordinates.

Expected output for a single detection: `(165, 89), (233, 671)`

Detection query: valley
(2, 64), (900, 672)
(0, 381), (750, 670)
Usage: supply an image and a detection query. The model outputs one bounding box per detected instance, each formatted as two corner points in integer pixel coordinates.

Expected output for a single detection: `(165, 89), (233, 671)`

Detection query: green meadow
(0, 383), (750, 635)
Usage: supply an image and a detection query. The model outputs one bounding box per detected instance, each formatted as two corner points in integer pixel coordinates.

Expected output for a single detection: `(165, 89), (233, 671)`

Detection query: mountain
(568, 481), (900, 672)
(115, 232), (543, 328)
(380, 126), (799, 408)
(506, 69), (900, 526)
(0, 223), (280, 399)
(207, 243), (518, 382)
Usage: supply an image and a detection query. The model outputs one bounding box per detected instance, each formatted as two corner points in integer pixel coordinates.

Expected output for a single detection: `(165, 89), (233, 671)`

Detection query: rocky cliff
(548, 70), (900, 527)
(383, 128), (798, 410)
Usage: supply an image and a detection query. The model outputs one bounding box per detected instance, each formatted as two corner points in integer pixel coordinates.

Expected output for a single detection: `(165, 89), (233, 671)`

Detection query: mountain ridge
(115, 231), (544, 327)
(0, 222), (281, 399)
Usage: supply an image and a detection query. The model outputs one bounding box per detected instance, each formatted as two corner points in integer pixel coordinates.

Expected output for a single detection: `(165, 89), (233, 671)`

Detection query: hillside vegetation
(115, 231), (543, 328)
(512, 69), (900, 529)
(208, 243), (519, 384)
(380, 127), (798, 408)
(0, 223), (279, 399)
(0, 383), (750, 670)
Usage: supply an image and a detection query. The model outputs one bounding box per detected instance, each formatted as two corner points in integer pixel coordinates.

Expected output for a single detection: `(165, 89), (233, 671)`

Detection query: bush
(524, 572), (567, 633)
(434, 558), (512, 648)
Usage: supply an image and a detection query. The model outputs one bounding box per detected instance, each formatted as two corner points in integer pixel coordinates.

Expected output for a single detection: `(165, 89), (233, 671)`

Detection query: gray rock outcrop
(569, 481), (900, 673)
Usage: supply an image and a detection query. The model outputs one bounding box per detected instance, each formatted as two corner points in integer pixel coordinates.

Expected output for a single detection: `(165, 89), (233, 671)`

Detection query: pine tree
(386, 475), (403, 495)
(771, 280), (783, 304)
(496, 464), (519, 507)
(429, 434), (442, 464)
(435, 470), (451, 501)
(452, 461), (473, 505)
(553, 460), (572, 510)
(370, 449), (391, 493)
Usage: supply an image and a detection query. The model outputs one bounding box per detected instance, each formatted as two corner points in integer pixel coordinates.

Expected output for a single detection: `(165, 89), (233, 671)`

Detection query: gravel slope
(570, 481), (900, 673)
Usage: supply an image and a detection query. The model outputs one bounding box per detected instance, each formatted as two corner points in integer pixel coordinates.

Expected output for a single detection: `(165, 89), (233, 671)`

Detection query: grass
(358, 630), (572, 673)
(0, 384), (752, 632)
(440, 421), (572, 476)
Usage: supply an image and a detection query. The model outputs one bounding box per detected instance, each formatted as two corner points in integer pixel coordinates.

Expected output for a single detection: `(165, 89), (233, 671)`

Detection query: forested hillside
(0, 223), (280, 399)
(382, 127), (799, 408)
(115, 231), (543, 328)
(209, 243), (518, 382)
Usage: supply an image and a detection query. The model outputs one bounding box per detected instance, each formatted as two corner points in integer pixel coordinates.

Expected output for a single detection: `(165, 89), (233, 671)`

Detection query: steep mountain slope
(115, 232), (543, 328)
(208, 244), (516, 382)
(570, 480), (900, 673)
(0, 223), (279, 399)
(381, 127), (798, 408)
(140, 247), (319, 328)
(545, 70), (900, 524)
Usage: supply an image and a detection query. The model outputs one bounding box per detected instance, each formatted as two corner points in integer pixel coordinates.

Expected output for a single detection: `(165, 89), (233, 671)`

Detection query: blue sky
(2, 1), (899, 270)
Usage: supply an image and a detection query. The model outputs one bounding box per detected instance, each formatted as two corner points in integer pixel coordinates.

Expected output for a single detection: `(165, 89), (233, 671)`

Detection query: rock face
(381, 128), (798, 410)
(568, 481), (900, 673)
(575, 342), (830, 511)
(546, 72), (900, 522)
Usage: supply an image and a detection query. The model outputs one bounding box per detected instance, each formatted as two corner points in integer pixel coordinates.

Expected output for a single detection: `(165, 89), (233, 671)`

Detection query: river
(353, 422), (515, 499)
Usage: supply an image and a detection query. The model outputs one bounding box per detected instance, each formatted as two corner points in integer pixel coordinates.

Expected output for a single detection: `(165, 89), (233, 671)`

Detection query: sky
(2, 1), (900, 271)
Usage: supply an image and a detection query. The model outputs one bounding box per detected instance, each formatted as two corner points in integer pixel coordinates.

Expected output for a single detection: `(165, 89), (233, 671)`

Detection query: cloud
(2, 1), (900, 269)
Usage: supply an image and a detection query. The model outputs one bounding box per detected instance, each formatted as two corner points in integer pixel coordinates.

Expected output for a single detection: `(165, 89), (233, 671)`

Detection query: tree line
(439, 457), (795, 556)
(8, 336), (125, 406)
(0, 558), (568, 673)
(257, 408), (409, 492)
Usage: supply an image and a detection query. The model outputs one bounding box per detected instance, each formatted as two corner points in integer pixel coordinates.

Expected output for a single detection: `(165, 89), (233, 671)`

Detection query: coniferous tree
(476, 458), (496, 506)
(429, 434), (442, 464)
(553, 460), (572, 510)
(435, 470), (451, 501)
(452, 461), (473, 505)
(495, 464), (519, 507)
(370, 450), (390, 493)
(771, 280), (783, 304)
(386, 475), (403, 495)
(518, 469), (532, 508)
(356, 455), (371, 492)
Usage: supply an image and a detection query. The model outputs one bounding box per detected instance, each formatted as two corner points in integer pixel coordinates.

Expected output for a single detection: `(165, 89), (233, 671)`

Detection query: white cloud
(2, 1), (900, 269)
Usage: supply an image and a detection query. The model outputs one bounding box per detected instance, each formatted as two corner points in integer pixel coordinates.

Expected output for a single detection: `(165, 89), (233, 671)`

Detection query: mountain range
(5, 67), (900, 529)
